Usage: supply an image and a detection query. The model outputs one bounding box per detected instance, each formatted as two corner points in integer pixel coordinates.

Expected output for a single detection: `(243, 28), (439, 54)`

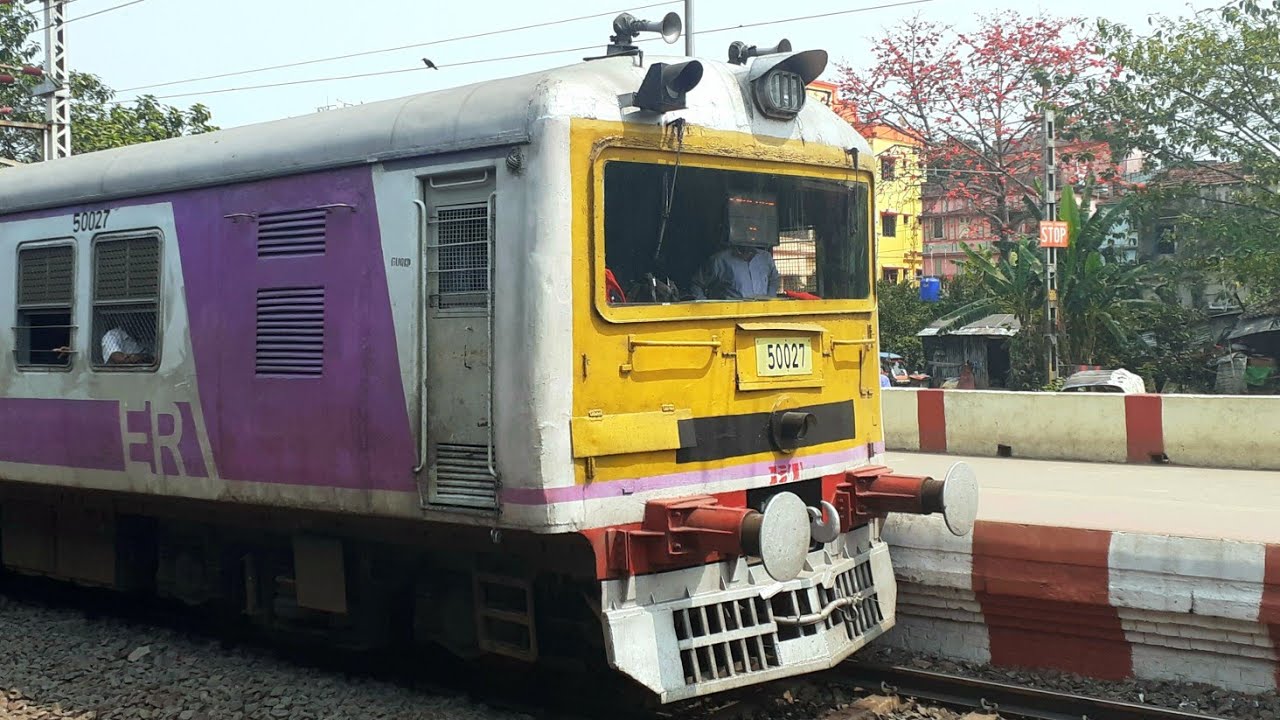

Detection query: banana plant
(931, 237), (1046, 333)
(1056, 184), (1155, 365)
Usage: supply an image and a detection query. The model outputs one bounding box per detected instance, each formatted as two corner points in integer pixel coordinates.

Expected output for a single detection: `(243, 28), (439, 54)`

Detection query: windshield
(602, 161), (870, 305)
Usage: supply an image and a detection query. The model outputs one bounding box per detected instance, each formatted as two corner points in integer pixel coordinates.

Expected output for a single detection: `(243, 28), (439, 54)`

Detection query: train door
(419, 170), (498, 511)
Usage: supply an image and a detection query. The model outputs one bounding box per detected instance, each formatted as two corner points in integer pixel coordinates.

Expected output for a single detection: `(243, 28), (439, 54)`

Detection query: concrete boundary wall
(883, 514), (1280, 694)
(882, 388), (1280, 470)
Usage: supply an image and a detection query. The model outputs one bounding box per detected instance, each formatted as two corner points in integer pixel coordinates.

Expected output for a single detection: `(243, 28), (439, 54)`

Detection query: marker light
(633, 60), (703, 113)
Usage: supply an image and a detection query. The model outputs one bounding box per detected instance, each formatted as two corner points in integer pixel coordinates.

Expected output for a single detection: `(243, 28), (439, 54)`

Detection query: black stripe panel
(675, 400), (855, 464)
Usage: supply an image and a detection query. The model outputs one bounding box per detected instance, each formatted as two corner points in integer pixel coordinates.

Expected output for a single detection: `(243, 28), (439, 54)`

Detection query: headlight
(756, 70), (805, 118)
(743, 49), (828, 121)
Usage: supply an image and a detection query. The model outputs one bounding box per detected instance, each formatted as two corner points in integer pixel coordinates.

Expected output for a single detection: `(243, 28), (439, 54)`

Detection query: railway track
(844, 663), (1234, 720)
(2, 572), (1258, 720)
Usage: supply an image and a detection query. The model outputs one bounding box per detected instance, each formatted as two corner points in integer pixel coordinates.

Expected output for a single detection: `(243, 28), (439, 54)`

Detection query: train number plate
(755, 337), (813, 377)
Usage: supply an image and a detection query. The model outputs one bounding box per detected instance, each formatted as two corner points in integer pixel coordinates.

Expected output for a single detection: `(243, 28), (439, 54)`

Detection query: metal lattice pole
(36, 0), (70, 160)
(1042, 108), (1059, 381)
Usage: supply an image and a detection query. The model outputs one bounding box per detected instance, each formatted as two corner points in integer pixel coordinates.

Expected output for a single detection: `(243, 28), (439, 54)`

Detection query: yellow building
(808, 81), (923, 283)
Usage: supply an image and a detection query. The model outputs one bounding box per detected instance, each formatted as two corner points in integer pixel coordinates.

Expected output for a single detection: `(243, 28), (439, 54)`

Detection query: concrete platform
(885, 452), (1280, 545)
(877, 452), (1280, 694)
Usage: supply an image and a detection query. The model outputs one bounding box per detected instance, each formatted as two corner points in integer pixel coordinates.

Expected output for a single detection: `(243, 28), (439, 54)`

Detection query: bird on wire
(422, 58), (438, 69)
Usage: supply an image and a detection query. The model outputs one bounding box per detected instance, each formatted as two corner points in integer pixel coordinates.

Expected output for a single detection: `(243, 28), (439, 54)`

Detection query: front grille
(769, 557), (883, 641)
(823, 559), (884, 639)
(667, 556), (886, 687)
(673, 596), (780, 685)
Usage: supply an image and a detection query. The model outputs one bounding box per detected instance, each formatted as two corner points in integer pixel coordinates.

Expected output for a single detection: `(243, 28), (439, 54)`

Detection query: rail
(843, 663), (1232, 720)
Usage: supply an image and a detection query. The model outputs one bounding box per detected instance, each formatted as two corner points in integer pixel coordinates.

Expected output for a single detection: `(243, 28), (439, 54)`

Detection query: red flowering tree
(839, 12), (1115, 247)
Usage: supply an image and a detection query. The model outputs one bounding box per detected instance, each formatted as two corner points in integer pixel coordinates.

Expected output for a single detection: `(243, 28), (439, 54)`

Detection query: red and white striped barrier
(882, 388), (1280, 470)
(883, 514), (1280, 694)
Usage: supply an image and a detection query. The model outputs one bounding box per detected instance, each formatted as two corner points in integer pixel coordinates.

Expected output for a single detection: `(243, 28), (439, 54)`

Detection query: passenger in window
(690, 243), (781, 300)
(101, 326), (154, 365)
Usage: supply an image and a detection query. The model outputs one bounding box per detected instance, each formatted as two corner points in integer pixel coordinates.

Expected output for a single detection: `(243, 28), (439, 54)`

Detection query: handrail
(428, 170), (490, 189)
(827, 332), (876, 398)
(412, 199), (430, 474)
(829, 337), (875, 349)
(484, 191), (497, 479)
(628, 337), (723, 350)
(621, 335), (721, 374)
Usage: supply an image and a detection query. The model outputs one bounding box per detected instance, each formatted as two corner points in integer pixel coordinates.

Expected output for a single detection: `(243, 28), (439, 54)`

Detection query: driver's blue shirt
(692, 248), (781, 299)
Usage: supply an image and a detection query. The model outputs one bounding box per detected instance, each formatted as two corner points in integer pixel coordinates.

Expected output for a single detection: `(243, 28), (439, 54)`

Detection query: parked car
(1060, 368), (1147, 394)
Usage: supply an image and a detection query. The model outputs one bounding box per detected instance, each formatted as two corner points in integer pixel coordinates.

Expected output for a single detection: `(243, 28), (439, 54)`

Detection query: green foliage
(935, 182), (1162, 387)
(1041, 376), (1066, 392)
(931, 239), (1049, 389)
(1, 4), (216, 164)
(1107, 302), (1216, 392)
(69, 74), (216, 156)
(935, 238), (1046, 330)
(876, 280), (933, 369)
(1083, 2), (1280, 313)
(1057, 185), (1155, 365)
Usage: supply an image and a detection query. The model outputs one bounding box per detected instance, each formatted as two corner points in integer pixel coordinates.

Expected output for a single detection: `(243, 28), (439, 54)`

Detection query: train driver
(690, 192), (782, 300)
(690, 243), (781, 300)
(101, 326), (154, 365)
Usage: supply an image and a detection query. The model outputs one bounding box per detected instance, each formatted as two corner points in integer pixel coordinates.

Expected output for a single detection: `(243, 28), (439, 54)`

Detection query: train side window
(15, 243), (75, 369)
(91, 233), (161, 369)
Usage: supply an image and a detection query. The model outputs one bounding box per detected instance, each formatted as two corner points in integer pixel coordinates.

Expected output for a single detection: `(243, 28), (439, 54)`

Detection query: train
(0, 12), (977, 703)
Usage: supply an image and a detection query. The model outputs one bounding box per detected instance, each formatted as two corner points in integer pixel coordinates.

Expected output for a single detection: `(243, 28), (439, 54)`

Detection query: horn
(727, 38), (793, 65)
(758, 39), (793, 56)
(614, 12), (682, 44)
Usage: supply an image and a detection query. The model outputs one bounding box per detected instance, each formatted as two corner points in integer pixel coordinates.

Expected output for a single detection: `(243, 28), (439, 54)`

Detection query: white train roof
(0, 53), (870, 215)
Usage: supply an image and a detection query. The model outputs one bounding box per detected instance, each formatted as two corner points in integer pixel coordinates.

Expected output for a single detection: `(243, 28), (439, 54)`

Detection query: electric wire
(30, 0), (151, 34)
(117, 1), (680, 93)
(114, 0), (935, 104)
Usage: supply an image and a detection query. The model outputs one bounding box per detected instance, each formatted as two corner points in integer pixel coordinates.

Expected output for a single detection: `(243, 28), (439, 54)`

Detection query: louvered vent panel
(432, 443), (497, 509)
(257, 208), (328, 258)
(18, 246), (74, 307)
(255, 286), (325, 376)
(94, 237), (159, 302)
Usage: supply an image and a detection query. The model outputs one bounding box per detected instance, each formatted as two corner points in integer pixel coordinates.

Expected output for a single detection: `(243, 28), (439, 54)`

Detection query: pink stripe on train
(501, 442), (887, 506)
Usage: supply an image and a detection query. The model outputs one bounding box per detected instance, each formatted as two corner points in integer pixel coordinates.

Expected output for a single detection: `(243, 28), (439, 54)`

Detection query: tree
(840, 12), (1114, 246)
(876, 280), (934, 370)
(1083, 0), (1280, 313)
(1, 4), (216, 164)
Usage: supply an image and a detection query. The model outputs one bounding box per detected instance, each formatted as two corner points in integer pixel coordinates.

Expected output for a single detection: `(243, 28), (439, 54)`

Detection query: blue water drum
(919, 276), (941, 302)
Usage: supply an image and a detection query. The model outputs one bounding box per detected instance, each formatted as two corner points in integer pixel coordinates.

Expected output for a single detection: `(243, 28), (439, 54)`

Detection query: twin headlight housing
(742, 47), (829, 120)
(756, 70), (806, 119)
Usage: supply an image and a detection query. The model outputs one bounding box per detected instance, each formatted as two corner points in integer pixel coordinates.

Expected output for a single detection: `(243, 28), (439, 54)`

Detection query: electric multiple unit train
(0, 12), (976, 703)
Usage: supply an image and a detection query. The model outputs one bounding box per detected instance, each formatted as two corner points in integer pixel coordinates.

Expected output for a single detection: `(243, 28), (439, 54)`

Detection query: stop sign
(1039, 221), (1069, 248)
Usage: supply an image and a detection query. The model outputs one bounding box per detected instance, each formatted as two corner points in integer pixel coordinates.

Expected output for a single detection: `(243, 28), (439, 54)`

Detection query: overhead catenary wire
(30, 0), (151, 34)
(117, 1), (681, 93)
(115, 0), (935, 104)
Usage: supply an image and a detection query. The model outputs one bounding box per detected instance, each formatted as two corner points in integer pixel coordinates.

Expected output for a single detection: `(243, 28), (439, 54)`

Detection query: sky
(48, 0), (1219, 129)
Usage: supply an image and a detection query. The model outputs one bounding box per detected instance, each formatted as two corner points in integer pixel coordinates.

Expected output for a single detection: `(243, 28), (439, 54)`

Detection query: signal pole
(1042, 108), (1059, 382)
